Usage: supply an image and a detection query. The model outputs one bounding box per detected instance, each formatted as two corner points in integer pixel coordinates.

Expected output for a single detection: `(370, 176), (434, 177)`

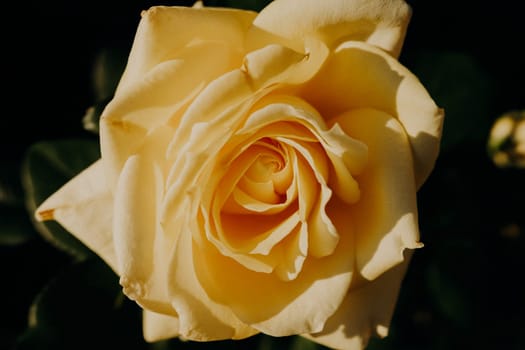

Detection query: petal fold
(166, 221), (259, 341)
(117, 5), (256, 93)
(301, 41), (443, 187)
(333, 108), (422, 280)
(112, 127), (176, 314)
(304, 251), (413, 350)
(251, 0), (411, 57)
(143, 310), (180, 342)
(193, 195), (355, 336)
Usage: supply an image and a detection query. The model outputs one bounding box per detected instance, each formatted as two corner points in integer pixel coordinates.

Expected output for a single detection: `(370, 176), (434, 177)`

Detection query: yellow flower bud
(488, 110), (525, 168)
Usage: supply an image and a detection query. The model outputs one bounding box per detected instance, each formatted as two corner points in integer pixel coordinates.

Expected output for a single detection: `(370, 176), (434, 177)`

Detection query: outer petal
(113, 127), (175, 315)
(116, 5), (256, 93)
(35, 160), (118, 272)
(304, 251), (413, 350)
(333, 108), (421, 280)
(301, 41), (444, 187)
(250, 0), (411, 57)
(100, 6), (258, 188)
(143, 310), (180, 342)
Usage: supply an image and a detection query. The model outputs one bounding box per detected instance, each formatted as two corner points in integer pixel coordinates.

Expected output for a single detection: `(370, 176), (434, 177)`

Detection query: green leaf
(0, 161), (36, 245)
(22, 139), (100, 258)
(28, 259), (119, 329)
(15, 258), (146, 350)
(405, 51), (493, 152)
(0, 205), (36, 245)
(0, 160), (25, 206)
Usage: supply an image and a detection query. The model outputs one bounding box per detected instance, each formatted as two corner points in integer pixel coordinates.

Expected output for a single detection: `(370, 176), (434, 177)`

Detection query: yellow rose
(36, 0), (444, 349)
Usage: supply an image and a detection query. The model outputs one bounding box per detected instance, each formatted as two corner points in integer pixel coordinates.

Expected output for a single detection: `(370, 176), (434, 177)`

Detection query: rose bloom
(36, 0), (444, 349)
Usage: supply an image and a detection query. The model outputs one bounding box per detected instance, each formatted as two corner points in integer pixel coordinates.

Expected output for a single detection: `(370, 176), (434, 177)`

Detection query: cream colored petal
(100, 40), (244, 188)
(301, 41), (443, 188)
(165, 43), (324, 167)
(166, 221), (259, 341)
(101, 6), (257, 188)
(334, 108), (421, 280)
(304, 251), (413, 350)
(273, 223), (308, 281)
(308, 183), (339, 258)
(142, 310), (180, 342)
(162, 44), (324, 222)
(163, 72), (254, 206)
(194, 198), (355, 336)
(35, 160), (118, 272)
(251, 0), (411, 57)
(238, 98), (368, 186)
(112, 127), (175, 314)
(278, 137), (339, 258)
(289, 141), (322, 221)
(201, 145), (300, 273)
(217, 210), (300, 256)
(219, 145), (296, 216)
(241, 42), (327, 87)
(116, 5), (256, 93)
(239, 99), (367, 204)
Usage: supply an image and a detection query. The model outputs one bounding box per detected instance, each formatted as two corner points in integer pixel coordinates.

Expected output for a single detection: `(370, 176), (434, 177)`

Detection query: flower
(487, 110), (525, 168)
(35, 0), (444, 349)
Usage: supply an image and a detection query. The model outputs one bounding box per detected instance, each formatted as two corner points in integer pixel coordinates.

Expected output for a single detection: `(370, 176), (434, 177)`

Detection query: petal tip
(376, 324), (389, 338)
(35, 208), (54, 222)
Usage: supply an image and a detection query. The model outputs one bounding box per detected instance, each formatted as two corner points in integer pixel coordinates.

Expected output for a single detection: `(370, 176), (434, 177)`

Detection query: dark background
(1, 1), (524, 349)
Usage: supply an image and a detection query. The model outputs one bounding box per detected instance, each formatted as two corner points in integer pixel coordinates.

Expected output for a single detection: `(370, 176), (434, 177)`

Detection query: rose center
(238, 137), (291, 204)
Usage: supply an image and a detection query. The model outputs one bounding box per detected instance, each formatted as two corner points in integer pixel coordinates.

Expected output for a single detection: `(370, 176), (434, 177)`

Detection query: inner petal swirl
(201, 98), (367, 281)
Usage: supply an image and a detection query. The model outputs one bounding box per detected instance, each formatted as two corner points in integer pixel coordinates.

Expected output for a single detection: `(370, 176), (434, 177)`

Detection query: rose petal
(100, 6), (257, 187)
(285, 140), (324, 221)
(162, 42), (327, 231)
(166, 223), (259, 341)
(238, 98), (368, 202)
(113, 127), (176, 314)
(193, 199), (355, 336)
(217, 209), (300, 257)
(142, 310), (180, 342)
(101, 40), (246, 187)
(308, 183), (339, 258)
(116, 6), (256, 93)
(165, 40), (328, 167)
(35, 160), (118, 272)
(303, 251), (413, 350)
(273, 222), (308, 281)
(251, 0), (411, 57)
(301, 41), (443, 188)
(333, 108), (422, 280)
(219, 144), (297, 215)
(164, 44), (320, 164)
